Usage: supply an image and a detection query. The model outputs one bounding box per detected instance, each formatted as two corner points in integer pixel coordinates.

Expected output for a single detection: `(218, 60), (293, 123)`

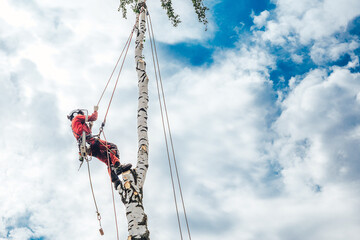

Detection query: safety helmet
(67, 109), (85, 121)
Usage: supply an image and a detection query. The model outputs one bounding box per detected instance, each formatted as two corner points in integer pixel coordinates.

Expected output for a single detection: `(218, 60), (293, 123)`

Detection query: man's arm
(88, 106), (98, 122)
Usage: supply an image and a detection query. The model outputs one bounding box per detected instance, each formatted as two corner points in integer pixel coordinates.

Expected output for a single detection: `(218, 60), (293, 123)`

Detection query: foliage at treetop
(118, 0), (208, 29)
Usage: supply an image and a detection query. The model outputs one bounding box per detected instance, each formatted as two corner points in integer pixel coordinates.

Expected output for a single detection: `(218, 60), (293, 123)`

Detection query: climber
(67, 106), (132, 175)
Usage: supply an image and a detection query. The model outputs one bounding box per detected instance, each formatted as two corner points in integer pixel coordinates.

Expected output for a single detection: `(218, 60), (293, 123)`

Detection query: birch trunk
(113, 1), (150, 239)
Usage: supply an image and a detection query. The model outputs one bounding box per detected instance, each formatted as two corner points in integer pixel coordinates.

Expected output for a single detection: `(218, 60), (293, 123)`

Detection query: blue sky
(164, 0), (276, 66)
(1, 0), (360, 239)
(166, 0), (360, 92)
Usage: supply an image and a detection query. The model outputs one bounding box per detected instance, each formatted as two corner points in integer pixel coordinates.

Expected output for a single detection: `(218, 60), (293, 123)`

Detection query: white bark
(114, 1), (150, 239)
(134, 0), (149, 189)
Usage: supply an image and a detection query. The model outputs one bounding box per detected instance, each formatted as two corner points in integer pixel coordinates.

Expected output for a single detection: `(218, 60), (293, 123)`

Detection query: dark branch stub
(118, 0), (208, 29)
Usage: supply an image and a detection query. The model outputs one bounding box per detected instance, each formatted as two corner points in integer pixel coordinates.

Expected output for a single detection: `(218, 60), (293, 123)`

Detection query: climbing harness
(70, 109), (93, 170)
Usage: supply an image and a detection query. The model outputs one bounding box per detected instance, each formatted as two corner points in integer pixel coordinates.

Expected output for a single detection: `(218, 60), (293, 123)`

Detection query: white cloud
(310, 38), (360, 64)
(274, 68), (360, 187)
(291, 53), (303, 64)
(265, 0), (360, 44)
(252, 10), (270, 29)
(1, 0), (360, 239)
(0, 1), (36, 28)
(258, 0), (360, 64)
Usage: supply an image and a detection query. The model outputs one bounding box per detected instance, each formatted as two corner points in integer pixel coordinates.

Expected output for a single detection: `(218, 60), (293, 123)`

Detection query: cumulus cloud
(262, 0), (360, 44)
(310, 38), (359, 65)
(252, 10), (270, 29)
(275, 68), (360, 183)
(255, 0), (360, 66)
(1, 0), (360, 240)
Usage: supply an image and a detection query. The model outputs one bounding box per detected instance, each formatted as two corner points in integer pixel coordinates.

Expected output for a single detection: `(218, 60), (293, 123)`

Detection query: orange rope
(102, 17), (138, 125)
(103, 131), (120, 240)
(97, 26), (135, 107)
(87, 16), (139, 239)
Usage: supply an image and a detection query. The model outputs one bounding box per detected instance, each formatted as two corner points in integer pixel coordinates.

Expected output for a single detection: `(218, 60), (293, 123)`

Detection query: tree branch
(118, 0), (208, 29)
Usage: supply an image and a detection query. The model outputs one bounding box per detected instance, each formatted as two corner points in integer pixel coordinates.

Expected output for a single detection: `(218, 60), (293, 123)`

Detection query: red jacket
(71, 112), (98, 140)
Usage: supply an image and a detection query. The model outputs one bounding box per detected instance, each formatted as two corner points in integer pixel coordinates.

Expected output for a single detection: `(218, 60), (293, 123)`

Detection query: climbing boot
(115, 163), (132, 175)
(113, 161), (120, 168)
(110, 170), (121, 189)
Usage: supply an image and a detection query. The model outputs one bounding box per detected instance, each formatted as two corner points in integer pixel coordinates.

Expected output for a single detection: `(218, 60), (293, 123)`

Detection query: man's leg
(97, 139), (120, 166)
(97, 139), (132, 174)
(89, 139), (109, 165)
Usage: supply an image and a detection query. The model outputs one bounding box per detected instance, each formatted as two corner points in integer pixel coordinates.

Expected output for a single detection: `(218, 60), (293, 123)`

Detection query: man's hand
(79, 152), (84, 162)
(94, 105), (99, 112)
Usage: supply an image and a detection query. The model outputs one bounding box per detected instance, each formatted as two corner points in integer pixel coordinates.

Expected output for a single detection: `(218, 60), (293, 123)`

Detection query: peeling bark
(113, 1), (150, 239)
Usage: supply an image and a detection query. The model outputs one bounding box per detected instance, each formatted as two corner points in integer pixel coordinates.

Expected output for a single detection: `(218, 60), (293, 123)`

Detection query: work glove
(78, 152), (84, 162)
(94, 105), (99, 112)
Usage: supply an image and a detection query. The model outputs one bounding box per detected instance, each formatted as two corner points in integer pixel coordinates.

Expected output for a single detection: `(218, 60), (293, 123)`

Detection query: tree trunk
(113, 1), (150, 239)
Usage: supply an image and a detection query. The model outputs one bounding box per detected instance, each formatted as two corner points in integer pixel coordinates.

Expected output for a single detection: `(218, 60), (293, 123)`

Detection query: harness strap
(72, 129), (82, 138)
(73, 130), (93, 142)
(80, 132), (87, 158)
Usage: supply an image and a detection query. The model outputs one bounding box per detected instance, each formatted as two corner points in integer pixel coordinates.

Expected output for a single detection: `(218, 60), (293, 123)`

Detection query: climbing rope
(96, 16), (139, 137)
(103, 130), (121, 240)
(83, 135), (122, 239)
(102, 29), (134, 124)
(96, 25), (135, 107)
(85, 156), (104, 235)
(147, 10), (192, 240)
(146, 13), (183, 240)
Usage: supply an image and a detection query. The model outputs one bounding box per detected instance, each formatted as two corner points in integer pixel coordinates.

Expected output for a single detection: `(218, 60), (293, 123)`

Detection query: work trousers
(88, 138), (120, 167)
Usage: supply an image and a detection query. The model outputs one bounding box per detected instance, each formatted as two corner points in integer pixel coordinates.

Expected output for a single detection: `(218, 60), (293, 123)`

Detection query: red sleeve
(71, 115), (85, 138)
(75, 114), (86, 123)
(88, 111), (98, 121)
